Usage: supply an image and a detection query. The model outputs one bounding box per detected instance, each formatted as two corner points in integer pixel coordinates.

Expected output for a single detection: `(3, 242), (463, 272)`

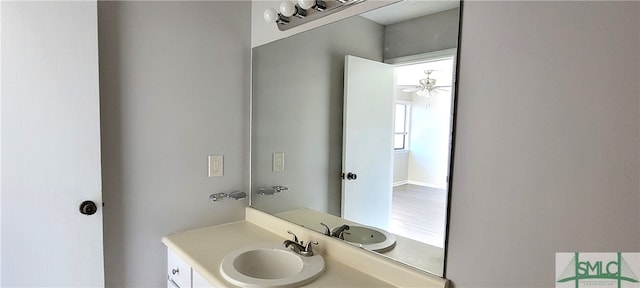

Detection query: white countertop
(163, 207), (449, 288)
(162, 221), (393, 287)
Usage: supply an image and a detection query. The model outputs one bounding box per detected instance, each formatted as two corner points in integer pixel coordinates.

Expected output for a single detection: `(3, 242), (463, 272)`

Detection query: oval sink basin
(220, 243), (324, 288)
(339, 225), (396, 253)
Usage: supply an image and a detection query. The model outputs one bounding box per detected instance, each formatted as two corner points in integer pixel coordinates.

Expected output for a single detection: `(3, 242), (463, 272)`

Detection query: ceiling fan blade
(397, 85), (421, 92)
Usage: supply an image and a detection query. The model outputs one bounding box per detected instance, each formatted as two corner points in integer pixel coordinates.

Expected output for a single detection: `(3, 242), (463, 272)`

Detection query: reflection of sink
(220, 243), (325, 288)
(339, 225), (396, 253)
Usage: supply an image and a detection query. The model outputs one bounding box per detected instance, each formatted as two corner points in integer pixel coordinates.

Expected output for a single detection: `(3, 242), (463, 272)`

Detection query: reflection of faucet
(320, 223), (350, 239)
(320, 223), (332, 236)
(331, 224), (350, 239)
(283, 230), (318, 257)
(257, 186), (289, 195)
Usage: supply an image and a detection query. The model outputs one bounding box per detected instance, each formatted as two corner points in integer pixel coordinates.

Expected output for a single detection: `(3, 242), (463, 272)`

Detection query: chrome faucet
(209, 191), (247, 201)
(320, 223), (332, 236)
(283, 231), (318, 257)
(320, 223), (350, 239)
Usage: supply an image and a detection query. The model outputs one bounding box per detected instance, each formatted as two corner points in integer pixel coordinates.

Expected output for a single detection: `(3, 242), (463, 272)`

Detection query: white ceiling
(361, 0), (460, 25)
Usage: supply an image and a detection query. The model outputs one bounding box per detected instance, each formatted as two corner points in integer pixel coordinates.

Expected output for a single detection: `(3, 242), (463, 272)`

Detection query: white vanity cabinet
(167, 249), (213, 288)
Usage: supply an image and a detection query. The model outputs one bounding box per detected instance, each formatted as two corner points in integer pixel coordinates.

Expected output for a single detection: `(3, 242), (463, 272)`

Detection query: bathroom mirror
(251, 0), (460, 277)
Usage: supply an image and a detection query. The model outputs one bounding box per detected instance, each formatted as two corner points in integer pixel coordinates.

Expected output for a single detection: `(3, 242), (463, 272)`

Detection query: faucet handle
(287, 230), (299, 243)
(320, 223), (331, 236)
(330, 224), (350, 238)
(338, 231), (350, 240)
(303, 241), (318, 256)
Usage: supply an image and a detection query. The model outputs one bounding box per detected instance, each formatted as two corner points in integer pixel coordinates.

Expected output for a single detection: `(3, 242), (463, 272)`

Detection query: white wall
(383, 8), (460, 60)
(98, 2), (250, 286)
(447, 1), (640, 287)
(393, 151), (409, 185)
(407, 90), (452, 188)
(251, 16), (384, 216)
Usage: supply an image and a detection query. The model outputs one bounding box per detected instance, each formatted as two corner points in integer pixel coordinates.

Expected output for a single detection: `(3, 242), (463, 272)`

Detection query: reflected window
(394, 102), (410, 150)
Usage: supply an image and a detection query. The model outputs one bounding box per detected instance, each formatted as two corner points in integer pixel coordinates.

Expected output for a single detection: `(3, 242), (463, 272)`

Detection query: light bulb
(263, 8), (279, 23)
(416, 89), (430, 97)
(297, 0), (315, 10)
(279, 1), (296, 17)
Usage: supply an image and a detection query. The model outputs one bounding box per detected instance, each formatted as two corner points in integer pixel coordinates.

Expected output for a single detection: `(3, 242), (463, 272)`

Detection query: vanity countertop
(164, 207), (449, 288)
(162, 220), (394, 287)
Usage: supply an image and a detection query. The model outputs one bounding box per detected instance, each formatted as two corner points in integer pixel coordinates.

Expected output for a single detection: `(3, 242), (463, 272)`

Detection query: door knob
(346, 172), (357, 180)
(79, 201), (97, 215)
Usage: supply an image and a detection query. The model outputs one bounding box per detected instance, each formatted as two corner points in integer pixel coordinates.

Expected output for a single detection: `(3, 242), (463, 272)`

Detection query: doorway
(388, 51), (456, 248)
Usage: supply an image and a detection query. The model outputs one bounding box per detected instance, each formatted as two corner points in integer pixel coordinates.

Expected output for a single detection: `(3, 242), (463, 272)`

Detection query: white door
(341, 55), (395, 229)
(1, 1), (105, 286)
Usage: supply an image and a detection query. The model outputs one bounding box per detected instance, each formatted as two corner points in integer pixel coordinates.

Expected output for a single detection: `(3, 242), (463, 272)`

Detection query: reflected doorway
(389, 52), (455, 248)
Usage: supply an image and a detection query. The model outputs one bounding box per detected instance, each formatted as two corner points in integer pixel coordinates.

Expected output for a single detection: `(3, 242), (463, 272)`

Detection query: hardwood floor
(390, 184), (447, 248)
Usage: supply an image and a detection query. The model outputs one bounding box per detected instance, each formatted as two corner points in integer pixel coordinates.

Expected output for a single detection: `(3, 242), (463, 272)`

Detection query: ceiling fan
(398, 70), (450, 97)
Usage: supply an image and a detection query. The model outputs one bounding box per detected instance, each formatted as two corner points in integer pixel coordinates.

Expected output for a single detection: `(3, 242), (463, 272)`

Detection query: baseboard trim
(407, 180), (447, 190)
(393, 180), (408, 187)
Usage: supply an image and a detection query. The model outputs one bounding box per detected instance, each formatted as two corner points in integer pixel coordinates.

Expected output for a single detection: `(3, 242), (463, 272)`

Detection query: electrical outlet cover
(208, 155), (223, 177)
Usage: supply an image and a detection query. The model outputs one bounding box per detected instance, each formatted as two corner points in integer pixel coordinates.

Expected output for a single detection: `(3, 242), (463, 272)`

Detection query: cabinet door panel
(192, 269), (214, 288)
(167, 250), (192, 288)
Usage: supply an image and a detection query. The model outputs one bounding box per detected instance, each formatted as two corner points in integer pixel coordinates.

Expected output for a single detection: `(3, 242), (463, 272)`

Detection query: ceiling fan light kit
(400, 70), (450, 98)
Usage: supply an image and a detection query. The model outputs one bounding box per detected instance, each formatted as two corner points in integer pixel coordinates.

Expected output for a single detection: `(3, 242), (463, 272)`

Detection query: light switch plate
(208, 155), (223, 177)
(273, 152), (285, 172)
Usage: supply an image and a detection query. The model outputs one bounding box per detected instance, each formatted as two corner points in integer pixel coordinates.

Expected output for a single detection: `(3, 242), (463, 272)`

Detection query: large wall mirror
(251, 0), (460, 277)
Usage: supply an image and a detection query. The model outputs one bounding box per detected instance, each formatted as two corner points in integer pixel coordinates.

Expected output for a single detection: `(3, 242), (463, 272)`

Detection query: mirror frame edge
(442, 0), (465, 279)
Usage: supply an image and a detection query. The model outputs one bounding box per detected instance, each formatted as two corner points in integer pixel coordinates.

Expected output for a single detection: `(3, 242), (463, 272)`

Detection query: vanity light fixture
(298, 0), (327, 11)
(280, 1), (307, 18)
(264, 0), (364, 31)
(264, 7), (289, 25)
